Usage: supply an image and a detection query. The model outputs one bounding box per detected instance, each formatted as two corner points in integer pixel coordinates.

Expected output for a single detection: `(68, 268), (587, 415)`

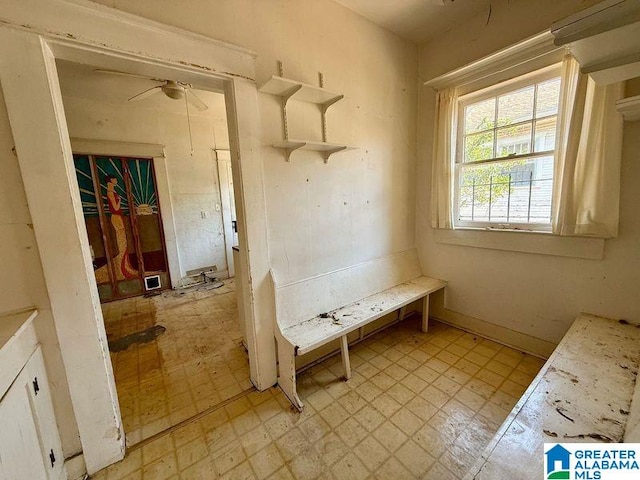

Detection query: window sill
(433, 227), (605, 260)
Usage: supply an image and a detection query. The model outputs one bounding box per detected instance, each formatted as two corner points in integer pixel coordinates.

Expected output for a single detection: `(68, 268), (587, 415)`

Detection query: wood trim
(433, 228), (605, 260)
(424, 31), (562, 91)
(71, 138), (165, 158)
(617, 94), (640, 121)
(0, 0), (257, 77)
(148, 157), (172, 289)
(550, 0), (639, 46)
(88, 155), (117, 296)
(433, 308), (556, 359)
(121, 157), (146, 294)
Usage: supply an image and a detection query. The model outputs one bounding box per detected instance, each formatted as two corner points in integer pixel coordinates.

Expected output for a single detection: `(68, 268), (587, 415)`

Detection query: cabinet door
(0, 348), (65, 480)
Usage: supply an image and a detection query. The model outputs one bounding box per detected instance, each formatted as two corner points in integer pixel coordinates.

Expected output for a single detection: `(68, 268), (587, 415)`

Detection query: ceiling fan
(94, 69), (208, 111)
(128, 80), (208, 111)
(94, 69), (210, 153)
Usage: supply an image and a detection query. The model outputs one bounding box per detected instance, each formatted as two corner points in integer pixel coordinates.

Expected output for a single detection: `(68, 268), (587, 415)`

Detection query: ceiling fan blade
(127, 85), (163, 102)
(186, 89), (208, 111)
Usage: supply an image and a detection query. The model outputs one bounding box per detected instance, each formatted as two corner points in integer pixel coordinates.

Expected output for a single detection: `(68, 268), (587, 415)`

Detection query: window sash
(455, 65), (561, 165)
(454, 155), (554, 231)
(453, 64), (561, 230)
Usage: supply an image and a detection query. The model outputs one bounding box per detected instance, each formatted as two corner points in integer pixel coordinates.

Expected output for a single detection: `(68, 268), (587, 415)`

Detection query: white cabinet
(0, 311), (65, 480)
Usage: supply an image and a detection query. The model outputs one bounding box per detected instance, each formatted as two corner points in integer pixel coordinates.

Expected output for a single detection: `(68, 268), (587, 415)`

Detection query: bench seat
(464, 313), (640, 480)
(272, 271), (447, 410)
(283, 276), (447, 356)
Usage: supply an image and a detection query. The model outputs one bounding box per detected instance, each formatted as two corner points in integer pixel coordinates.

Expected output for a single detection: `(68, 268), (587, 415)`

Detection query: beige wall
(89, 0), (419, 286)
(417, 0), (640, 346)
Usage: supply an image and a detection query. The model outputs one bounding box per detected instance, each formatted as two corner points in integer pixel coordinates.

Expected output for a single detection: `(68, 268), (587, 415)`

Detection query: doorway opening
(58, 59), (251, 446)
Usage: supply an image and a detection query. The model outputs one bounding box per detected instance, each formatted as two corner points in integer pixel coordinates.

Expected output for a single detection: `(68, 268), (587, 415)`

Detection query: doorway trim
(0, 0), (277, 473)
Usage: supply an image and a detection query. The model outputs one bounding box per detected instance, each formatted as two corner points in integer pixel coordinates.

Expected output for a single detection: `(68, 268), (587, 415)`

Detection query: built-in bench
(270, 250), (446, 410)
(464, 313), (640, 480)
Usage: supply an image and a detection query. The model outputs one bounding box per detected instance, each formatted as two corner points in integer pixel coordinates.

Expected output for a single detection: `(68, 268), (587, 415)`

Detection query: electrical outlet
(201, 211), (207, 219)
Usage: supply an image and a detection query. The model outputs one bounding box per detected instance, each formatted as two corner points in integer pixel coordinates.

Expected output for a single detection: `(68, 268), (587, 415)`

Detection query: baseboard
(433, 309), (556, 358)
(64, 453), (87, 480)
(177, 269), (230, 287)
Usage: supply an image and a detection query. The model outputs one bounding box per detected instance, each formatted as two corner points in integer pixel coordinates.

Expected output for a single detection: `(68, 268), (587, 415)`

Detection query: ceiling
(334, 0), (493, 44)
(56, 60), (226, 117)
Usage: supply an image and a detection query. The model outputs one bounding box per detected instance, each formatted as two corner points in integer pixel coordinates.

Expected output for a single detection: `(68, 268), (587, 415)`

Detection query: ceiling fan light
(161, 82), (185, 100)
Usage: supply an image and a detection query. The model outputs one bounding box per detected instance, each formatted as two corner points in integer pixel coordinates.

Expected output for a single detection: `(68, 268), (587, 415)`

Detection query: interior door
(216, 150), (239, 278)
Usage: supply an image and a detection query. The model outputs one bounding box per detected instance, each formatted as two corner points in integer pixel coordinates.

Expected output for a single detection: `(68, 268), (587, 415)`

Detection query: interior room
(0, 0), (639, 479)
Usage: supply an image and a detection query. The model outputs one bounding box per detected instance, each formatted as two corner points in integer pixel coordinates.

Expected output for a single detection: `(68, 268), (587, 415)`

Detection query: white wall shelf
(617, 95), (640, 121)
(259, 68), (355, 163)
(259, 75), (343, 106)
(273, 139), (355, 162)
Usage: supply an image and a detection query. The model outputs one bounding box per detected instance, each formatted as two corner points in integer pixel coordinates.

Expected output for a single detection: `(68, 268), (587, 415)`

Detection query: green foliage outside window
(460, 118), (525, 208)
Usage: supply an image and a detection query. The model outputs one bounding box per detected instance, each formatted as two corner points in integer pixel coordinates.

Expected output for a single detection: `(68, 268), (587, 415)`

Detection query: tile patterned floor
(92, 315), (545, 479)
(102, 279), (251, 445)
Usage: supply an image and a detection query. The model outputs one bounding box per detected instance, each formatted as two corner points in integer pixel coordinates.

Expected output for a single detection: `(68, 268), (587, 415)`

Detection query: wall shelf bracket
(281, 85), (303, 139)
(321, 95), (344, 142)
(323, 146), (347, 163)
(283, 141), (306, 162)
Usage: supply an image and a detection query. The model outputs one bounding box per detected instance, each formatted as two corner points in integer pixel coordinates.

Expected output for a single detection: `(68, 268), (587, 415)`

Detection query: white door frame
(215, 149), (237, 278)
(0, 0), (277, 473)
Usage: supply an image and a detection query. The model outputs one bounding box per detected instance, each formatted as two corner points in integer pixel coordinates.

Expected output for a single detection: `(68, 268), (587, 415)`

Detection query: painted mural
(74, 155), (169, 301)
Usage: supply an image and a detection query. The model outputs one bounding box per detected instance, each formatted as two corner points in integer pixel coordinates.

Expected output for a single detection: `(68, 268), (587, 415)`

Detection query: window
(454, 66), (561, 230)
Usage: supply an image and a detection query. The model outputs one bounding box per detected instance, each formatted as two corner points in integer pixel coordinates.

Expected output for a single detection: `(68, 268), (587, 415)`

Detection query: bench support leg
(276, 339), (304, 411)
(398, 306), (407, 322)
(421, 294), (430, 333)
(340, 335), (351, 380)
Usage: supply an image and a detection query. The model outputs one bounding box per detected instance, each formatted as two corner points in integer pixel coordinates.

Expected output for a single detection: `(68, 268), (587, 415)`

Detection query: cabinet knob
(49, 449), (56, 468)
(33, 377), (40, 395)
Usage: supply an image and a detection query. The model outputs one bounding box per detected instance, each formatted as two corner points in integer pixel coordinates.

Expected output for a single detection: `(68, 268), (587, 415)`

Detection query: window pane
(536, 77), (561, 118)
(496, 123), (532, 157)
(534, 116), (557, 152)
(497, 86), (534, 126)
(465, 98), (496, 134)
(458, 156), (553, 224)
(464, 130), (494, 162)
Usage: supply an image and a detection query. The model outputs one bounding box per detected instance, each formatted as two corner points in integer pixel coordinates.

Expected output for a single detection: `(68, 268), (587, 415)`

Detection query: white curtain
(430, 87), (457, 229)
(552, 56), (625, 237)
